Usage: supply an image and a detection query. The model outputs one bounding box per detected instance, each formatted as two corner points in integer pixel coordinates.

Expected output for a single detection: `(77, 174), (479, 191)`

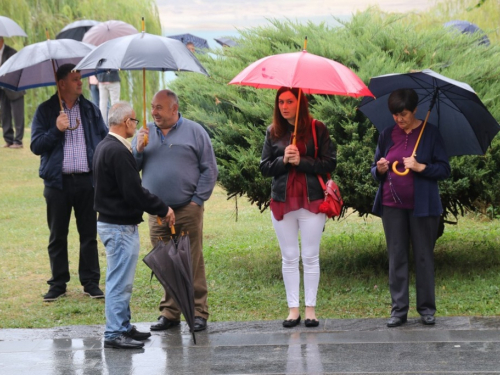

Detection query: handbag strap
(311, 119), (329, 191)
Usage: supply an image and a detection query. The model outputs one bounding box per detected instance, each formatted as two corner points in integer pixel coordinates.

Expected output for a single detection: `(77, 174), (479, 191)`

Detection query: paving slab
(0, 316), (499, 374)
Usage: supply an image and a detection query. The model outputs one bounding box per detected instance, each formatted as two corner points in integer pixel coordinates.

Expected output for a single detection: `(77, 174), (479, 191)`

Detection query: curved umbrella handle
(156, 216), (176, 235)
(392, 161), (410, 176)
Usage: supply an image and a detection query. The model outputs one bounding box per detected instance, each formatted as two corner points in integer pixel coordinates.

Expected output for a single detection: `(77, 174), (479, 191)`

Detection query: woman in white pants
(260, 87), (336, 328)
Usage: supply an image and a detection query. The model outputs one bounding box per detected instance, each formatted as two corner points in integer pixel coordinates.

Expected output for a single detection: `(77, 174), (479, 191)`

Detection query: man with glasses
(93, 101), (175, 349)
(31, 63), (108, 302)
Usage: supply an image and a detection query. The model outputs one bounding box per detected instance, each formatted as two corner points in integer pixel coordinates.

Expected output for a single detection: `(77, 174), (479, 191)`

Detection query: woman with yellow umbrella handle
(371, 88), (450, 328)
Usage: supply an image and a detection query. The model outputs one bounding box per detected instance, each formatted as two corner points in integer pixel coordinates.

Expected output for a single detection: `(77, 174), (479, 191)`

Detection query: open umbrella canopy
(229, 50), (373, 97)
(167, 33), (209, 49)
(0, 39), (95, 91)
(82, 20), (138, 46)
(143, 231), (196, 344)
(75, 31), (209, 74)
(444, 20), (490, 46)
(56, 19), (100, 41)
(214, 37), (237, 47)
(0, 16), (27, 37)
(358, 69), (500, 157)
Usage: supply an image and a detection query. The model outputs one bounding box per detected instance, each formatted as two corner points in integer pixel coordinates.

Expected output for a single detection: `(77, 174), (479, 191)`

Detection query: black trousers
(0, 94), (25, 145)
(381, 206), (440, 318)
(43, 174), (100, 291)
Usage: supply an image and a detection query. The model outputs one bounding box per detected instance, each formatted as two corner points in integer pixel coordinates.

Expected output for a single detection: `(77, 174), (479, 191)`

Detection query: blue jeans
(97, 222), (140, 340)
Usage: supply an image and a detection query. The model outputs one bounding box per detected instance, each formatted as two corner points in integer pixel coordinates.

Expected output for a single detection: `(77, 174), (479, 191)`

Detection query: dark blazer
(260, 120), (336, 202)
(371, 123), (451, 217)
(0, 44), (26, 101)
(30, 94), (108, 190)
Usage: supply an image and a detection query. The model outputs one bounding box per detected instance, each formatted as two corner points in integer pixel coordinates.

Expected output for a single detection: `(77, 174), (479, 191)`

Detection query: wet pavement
(0, 316), (499, 374)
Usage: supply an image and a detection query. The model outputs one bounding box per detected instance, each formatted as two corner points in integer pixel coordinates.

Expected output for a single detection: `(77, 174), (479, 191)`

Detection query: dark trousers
(381, 206), (440, 318)
(0, 94), (24, 145)
(43, 174), (100, 291)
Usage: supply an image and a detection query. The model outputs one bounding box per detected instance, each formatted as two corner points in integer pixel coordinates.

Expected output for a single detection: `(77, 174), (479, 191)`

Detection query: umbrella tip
(303, 36), (308, 51)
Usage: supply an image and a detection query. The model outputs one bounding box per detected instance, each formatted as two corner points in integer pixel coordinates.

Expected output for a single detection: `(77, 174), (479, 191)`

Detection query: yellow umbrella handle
(156, 216), (176, 235)
(391, 110), (431, 176)
(143, 67), (148, 146)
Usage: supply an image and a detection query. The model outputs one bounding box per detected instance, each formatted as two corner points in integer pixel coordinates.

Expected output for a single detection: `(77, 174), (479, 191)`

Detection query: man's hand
(56, 112), (70, 132)
(165, 207), (175, 228)
(135, 127), (149, 153)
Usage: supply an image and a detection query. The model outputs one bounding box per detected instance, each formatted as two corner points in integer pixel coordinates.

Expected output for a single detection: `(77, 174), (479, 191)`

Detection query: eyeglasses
(127, 118), (140, 125)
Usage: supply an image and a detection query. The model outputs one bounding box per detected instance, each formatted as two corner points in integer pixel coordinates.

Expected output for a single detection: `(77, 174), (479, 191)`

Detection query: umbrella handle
(391, 110), (431, 177)
(156, 216), (176, 235)
(142, 67), (148, 146)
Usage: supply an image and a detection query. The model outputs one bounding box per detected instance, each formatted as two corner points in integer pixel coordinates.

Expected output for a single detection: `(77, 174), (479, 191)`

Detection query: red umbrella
(229, 38), (373, 143)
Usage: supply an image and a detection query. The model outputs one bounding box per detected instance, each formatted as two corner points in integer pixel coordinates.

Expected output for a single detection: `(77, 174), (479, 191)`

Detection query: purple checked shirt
(61, 98), (89, 174)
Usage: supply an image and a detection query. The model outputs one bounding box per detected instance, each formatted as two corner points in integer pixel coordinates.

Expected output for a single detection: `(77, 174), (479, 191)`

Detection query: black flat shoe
(387, 316), (407, 327)
(150, 316), (180, 331)
(421, 315), (436, 325)
(304, 319), (319, 327)
(283, 316), (301, 328)
(194, 316), (207, 332)
(104, 334), (144, 349)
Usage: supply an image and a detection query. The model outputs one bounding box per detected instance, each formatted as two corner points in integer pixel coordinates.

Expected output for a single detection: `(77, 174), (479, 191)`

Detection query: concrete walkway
(1, 316), (499, 374)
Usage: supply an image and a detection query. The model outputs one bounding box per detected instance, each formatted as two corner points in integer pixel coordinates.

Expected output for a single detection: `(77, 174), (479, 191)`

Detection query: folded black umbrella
(358, 69), (500, 157)
(143, 229), (196, 344)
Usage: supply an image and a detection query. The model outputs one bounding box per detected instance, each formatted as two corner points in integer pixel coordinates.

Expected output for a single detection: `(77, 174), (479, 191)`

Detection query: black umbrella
(214, 37), (237, 47)
(167, 33), (209, 49)
(358, 69), (500, 161)
(143, 227), (196, 344)
(444, 20), (490, 46)
(56, 20), (101, 41)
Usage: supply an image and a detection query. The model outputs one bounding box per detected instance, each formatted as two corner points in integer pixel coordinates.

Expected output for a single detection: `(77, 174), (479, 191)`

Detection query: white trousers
(98, 82), (121, 124)
(271, 208), (326, 308)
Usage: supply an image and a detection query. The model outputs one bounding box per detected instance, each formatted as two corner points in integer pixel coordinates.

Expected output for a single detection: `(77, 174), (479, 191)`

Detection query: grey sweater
(132, 115), (218, 208)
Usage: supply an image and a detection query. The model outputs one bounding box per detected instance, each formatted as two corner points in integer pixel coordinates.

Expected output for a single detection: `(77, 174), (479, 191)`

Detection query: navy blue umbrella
(358, 69), (500, 157)
(444, 20), (490, 46)
(167, 33), (209, 49)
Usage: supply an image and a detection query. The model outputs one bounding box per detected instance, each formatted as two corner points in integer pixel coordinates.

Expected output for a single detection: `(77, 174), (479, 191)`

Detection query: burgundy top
(382, 123), (423, 209)
(270, 140), (322, 221)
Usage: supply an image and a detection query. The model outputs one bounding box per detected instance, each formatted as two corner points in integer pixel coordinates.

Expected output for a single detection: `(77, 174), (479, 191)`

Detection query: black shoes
(304, 319), (319, 328)
(387, 316), (407, 327)
(104, 334), (144, 349)
(150, 316), (181, 331)
(194, 316), (207, 332)
(43, 288), (66, 302)
(83, 285), (104, 299)
(283, 316), (301, 328)
(125, 326), (151, 341)
(421, 315), (436, 325)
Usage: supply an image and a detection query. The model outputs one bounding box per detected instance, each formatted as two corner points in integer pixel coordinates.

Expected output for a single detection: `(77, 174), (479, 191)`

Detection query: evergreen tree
(170, 9), (500, 221)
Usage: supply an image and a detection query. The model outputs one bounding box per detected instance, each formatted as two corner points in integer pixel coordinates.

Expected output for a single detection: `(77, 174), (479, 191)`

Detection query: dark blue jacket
(30, 94), (108, 190)
(371, 123), (451, 217)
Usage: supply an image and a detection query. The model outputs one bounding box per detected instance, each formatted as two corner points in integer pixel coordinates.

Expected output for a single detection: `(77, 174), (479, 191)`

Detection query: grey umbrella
(75, 28), (209, 144)
(56, 20), (101, 41)
(0, 16), (27, 37)
(0, 39), (95, 91)
(143, 229), (196, 344)
(214, 37), (238, 47)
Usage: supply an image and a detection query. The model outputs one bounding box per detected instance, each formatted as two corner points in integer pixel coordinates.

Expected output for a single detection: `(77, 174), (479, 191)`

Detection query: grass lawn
(0, 135), (499, 328)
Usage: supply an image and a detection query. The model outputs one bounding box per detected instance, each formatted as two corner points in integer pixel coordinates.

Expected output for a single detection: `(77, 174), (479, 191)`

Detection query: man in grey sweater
(132, 89), (218, 332)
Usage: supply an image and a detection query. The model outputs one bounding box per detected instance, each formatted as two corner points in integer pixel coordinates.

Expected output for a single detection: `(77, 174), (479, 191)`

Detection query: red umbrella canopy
(229, 50), (373, 98)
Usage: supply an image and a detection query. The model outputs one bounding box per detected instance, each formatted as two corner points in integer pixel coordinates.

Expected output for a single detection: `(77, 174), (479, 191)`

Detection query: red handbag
(312, 119), (343, 218)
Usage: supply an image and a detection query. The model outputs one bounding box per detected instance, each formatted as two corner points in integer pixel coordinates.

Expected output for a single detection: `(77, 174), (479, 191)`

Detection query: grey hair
(108, 101), (133, 127)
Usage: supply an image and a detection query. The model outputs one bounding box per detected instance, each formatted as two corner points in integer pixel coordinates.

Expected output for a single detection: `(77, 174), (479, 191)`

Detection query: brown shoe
(9, 144), (23, 149)
(2, 143), (12, 148)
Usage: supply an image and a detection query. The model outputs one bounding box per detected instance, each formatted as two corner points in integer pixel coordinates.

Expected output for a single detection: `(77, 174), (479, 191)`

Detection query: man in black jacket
(31, 64), (108, 302)
(0, 37), (26, 148)
(93, 101), (175, 349)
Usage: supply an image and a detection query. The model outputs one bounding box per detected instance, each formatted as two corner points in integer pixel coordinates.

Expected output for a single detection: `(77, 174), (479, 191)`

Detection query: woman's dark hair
(271, 87), (312, 140)
(387, 88), (419, 114)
